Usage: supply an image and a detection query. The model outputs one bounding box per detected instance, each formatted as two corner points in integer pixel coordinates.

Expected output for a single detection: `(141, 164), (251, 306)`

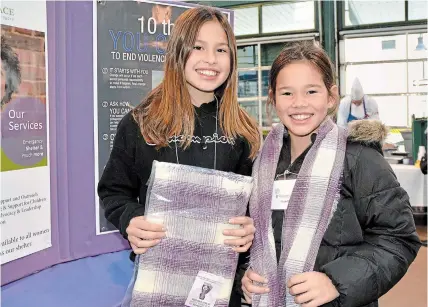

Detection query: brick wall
(1, 25), (46, 104)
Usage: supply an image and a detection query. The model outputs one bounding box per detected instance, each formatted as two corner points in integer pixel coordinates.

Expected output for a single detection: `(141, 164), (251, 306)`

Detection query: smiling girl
(242, 41), (421, 307)
(98, 6), (260, 306)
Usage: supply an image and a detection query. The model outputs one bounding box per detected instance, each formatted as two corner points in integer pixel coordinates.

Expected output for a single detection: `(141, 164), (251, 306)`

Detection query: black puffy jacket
(270, 120), (422, 307)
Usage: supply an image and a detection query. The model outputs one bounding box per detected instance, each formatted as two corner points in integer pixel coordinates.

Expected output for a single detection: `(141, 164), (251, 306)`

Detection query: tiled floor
(379, 226), (427, 307)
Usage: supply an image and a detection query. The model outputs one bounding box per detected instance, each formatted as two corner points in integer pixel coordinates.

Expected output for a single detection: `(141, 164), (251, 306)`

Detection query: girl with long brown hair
(98, 6), (260, 306)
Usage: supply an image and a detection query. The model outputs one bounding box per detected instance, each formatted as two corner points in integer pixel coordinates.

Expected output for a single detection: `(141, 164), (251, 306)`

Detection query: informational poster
(94, 0), (231, 234)
(0, 1), (51, 264)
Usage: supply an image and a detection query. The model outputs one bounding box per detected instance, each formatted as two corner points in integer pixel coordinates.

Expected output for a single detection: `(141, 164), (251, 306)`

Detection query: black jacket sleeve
(97, 113), (145, 239)
(320, 146), (421, 306)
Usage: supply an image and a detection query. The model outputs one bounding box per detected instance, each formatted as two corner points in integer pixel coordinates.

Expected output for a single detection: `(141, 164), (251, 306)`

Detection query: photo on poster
(1, 26), (48, 172)
(0, 0), (52, 264)
(93, 0), (231, 235)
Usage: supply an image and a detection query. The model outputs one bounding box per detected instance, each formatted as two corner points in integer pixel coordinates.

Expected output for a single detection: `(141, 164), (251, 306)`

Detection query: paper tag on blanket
(271, 180), (296, 210)
(185, 271), (224, 307)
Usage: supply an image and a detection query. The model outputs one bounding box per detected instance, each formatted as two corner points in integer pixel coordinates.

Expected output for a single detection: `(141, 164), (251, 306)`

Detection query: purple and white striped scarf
(249, 118), (347, 307)
(123, 161), (253, 307)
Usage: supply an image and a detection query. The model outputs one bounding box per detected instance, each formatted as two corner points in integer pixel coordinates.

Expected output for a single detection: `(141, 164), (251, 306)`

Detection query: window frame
(338, 31), (427, 128)
(230, 1), (320, 39)
(337, 0), (427, 31)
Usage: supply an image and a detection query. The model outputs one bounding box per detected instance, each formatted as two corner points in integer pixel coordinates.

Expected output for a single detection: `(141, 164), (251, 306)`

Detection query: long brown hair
(268, 41), (339, 117)
(132, 7), (260, 158)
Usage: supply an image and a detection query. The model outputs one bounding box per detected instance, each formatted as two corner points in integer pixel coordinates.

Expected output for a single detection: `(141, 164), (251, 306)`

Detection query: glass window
(238, 71), (258, 98)
(381, 40), (396, 50)
(234, 7), (259, 36)
(340, 32), (427, 127)
(409, 0), (428, 20)
(408, 95), (427, 123)
(376, 96), (408, 127)
(261, 41), (313, 66)
(237, 45), (258, 68)
(261, 42), (289, 67)
(341, 35), (407, 62)
(408, 61), (428, 93)
(239, 100), (259, 121)
(408, 33), (428, 60)
(345, 63), (407, 94)
(344, 0), (405, 26)
(262, 100), (280, 127)
(262, 70), (270, 96)
(261, 1), (315, 34)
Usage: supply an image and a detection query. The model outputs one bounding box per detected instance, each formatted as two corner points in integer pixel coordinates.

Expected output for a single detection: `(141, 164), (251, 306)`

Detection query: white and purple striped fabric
(123, 161), (253, 307)
(249, 119), (348, 307)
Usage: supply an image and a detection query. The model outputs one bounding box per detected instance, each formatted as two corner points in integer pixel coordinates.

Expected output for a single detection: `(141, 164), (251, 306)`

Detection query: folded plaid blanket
(122, 161), (253, 307)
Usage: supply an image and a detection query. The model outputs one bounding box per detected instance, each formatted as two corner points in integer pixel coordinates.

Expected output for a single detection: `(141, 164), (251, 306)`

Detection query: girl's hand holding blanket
(223, 216), (255, 252)
(126, 216), (166, 254)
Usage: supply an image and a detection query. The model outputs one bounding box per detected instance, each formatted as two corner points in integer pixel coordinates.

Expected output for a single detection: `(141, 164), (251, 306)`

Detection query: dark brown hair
(268, 41), (338, 116)
(132, 6), (260, 158)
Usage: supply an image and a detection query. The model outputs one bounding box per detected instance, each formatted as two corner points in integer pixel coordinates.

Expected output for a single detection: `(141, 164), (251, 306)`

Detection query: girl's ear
(328, 85), (339, 109)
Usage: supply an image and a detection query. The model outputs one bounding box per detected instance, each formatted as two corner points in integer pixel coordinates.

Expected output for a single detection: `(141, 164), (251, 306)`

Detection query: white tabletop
(390, 164), (427, 207)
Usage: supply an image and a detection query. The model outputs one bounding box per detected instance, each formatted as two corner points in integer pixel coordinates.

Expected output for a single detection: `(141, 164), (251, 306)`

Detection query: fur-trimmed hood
(347, 119), (388, 145)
